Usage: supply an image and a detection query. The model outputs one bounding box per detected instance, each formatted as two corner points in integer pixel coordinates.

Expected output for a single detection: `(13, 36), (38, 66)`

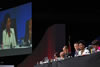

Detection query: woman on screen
(2, 13), (16, 48)
(24, 18), (32, 46)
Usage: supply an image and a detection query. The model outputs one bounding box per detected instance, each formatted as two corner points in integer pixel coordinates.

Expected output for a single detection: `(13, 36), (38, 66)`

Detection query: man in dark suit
(74, 42), (80, 57)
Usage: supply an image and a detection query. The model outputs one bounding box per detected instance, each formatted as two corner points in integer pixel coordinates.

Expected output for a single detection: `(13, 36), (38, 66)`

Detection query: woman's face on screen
(6, 18), (11, 29)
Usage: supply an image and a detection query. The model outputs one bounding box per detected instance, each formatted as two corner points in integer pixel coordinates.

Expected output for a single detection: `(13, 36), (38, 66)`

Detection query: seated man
(60, 51), (65, 60)
(74, 42), (80, 57)
(53, 52), (64, 61)
(62, 45), (72, 58)
(2, 14), (16, 48)
(54, 52), (59, 61)
(91, 40), (100, 53)
(78, 40), (90, 56)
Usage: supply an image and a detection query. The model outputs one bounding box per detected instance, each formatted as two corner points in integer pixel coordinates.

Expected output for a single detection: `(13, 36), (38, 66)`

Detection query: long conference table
(34, 52), (100, 67)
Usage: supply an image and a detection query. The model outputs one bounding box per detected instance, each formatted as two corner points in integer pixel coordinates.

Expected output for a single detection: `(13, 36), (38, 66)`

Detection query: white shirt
(78, 48), (90, 56)
(3, 28), (16, 48)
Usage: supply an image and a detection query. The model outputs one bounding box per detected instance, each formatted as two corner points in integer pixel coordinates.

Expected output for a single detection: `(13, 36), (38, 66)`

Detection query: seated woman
(24, 18), (32, 46)
(78, 40), (90, 56)
(59, 51), (65, 60)
(91, 40), (100, 53)
(2, 13), (16, 48)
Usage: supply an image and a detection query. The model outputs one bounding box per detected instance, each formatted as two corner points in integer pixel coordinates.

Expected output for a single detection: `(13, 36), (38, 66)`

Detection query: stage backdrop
(17, 24), (66, 67)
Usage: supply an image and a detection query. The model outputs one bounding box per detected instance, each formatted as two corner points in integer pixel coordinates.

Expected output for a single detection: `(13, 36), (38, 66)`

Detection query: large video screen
(0, 2), (32, 57)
